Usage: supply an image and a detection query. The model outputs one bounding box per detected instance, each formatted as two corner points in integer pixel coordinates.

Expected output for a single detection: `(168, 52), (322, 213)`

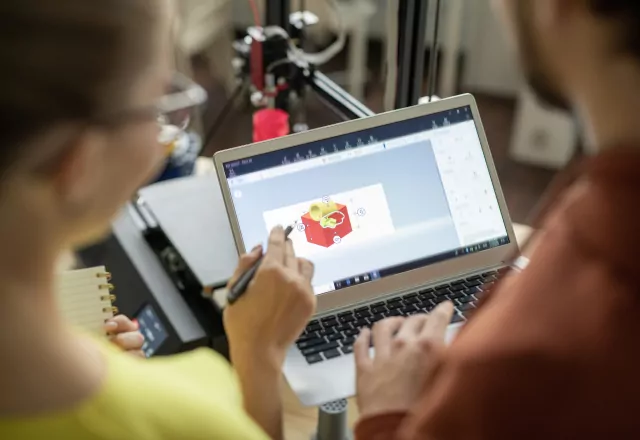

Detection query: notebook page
(55, 266), (116, 336)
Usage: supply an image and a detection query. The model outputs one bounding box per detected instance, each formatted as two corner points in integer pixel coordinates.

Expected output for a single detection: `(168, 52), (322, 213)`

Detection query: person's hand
(105, 315), (146, 358)
(224, 226), (316, 370)
(354, 302), (454, 419)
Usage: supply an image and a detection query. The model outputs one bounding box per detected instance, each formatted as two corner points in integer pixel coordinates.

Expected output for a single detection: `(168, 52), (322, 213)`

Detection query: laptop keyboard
(296, 270), (503, 364)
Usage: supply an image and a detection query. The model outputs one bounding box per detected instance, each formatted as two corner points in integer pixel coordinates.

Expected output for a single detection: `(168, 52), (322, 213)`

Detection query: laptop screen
(222, 105), (510, 295)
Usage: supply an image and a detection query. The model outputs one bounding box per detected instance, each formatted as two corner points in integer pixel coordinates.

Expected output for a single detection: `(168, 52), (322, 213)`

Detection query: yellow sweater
(0, 339), (269, 439)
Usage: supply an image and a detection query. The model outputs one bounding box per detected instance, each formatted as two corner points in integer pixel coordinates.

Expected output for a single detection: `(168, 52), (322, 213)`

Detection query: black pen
(227, 224), (296, 305)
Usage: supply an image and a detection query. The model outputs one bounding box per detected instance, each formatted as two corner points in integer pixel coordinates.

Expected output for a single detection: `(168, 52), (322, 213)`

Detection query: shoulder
(83, 344), (268, 440)
(553, 164), (640, 276)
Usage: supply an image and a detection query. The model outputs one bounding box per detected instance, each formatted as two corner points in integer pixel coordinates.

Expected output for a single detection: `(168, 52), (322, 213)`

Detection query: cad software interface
(223, 106), (509, 295)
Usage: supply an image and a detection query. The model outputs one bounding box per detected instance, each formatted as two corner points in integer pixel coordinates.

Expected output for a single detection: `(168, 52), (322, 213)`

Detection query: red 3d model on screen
(301, 198), (353, 248)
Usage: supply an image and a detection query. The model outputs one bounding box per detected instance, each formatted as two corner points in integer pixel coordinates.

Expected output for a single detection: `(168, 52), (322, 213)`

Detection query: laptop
(214, 94), (518, 406)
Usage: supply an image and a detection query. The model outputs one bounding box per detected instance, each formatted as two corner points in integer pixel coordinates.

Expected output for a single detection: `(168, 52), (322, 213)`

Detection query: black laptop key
(322, 319), (339, 329)
(355, 310), (372, 319)
(338, 311), (354, 318)
(305, 353), (323, 364)
(435, 288), (451, 297)
(465, 280), (483, 288)
(404, 297), (421, 305)
(323, 348), (341, 360)
(354, 318), (369, 328)
(460, 303), (476, 311)
(297, 332), (318, 343)
(435, 283), (450, 290)
(371, 301), (385, 308)
(344, 328), (360, 337)
(464, 287), (481, 295)
(420, 298), (434, 307)
(388, 309), (403, 317)
(308, 319), (319, 326)
(419, 295), (436, 304)
(354, 306), (370, 313)
(301, 342), (339, 356)
(327, 333), (343, 342)
(321, 315), (337, 323)
(336, 323), (352, 332)
(370, 314), (385, 324)
(482, 270), (498, 277)
(341, 345), (354, 355)
(451, 314), (466, 324)
(433, 296), (449, 305)
(448, 292), (465, 301)
(297, 337), (327, 350)
(387, 297), (402, 304)
(450, 284), (466, 292)
(421, 304), (436, 313)
(458, 296), (476, 304)
(318, 328), (336, 337)
(400, 304), (418, 314)
(451, 279), (466, 286)
(466, 275), (483, 282)
(340, 315), (356, 324)
(371, 306), (387, 314)
(403, 293), (418, 299)
(419, 288), (435, 295)
(305, 323), (322, 333)
(341, 336), (356, 347)
(387, 302), (402, 310)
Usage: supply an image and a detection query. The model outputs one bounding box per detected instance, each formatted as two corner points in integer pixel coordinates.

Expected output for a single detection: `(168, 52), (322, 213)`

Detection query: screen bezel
(214, 94), (517, 315)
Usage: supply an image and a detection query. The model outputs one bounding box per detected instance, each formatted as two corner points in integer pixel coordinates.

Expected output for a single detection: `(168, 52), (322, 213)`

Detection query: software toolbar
(223, 106), (473, 178)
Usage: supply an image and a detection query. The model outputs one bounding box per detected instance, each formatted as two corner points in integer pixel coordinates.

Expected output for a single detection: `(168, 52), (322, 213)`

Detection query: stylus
(227, 224), (295, 305)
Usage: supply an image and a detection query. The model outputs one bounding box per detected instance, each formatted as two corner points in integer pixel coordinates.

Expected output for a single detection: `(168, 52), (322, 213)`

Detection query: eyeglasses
(156, 73), (208, 154)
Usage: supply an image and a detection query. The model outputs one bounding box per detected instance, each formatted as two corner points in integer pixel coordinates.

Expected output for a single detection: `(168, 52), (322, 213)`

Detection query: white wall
(461, 0), (522, 96)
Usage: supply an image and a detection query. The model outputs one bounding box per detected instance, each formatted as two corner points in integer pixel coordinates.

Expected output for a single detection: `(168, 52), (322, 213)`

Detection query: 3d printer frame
(261, 0), (432, 118)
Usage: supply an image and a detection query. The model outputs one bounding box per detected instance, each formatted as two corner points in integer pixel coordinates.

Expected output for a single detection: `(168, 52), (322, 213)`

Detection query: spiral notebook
(55, 266), (117, 337)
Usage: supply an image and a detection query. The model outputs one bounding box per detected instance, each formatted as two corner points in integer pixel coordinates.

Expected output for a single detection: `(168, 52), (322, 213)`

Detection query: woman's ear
(50, 129), (108, 209)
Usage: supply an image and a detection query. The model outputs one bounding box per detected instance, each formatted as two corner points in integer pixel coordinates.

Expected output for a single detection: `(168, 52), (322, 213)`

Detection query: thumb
(228, 245), (263, 287)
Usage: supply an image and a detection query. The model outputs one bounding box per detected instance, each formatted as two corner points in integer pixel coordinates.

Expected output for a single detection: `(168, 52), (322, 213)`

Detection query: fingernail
(105, 321), (117, 330)
(275, 225), (284, 232)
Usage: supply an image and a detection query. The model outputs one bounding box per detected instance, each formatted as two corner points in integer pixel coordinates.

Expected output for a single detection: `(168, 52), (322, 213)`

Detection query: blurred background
(175, 0), (578, 225)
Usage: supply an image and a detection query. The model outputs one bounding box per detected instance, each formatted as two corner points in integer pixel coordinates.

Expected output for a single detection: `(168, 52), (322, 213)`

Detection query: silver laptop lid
(215, 95), (517, 314)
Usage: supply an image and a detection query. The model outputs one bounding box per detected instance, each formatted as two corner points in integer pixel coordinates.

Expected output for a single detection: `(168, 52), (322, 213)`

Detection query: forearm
(233, 354), (284, 440)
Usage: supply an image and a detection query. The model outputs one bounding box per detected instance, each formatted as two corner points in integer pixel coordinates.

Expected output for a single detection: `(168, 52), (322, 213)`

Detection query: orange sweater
(356, 148), (640, 439)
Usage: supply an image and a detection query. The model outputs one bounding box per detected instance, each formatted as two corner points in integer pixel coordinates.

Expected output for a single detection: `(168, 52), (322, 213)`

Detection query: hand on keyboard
(354, 301), (454, 419)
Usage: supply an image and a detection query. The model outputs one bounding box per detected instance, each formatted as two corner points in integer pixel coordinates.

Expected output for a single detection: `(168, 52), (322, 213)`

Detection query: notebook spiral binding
(98, 272), (118, 322)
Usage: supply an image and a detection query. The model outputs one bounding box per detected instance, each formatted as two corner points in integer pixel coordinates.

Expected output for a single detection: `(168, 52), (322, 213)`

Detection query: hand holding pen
(223, 226), (317, 367)
(227, 223), (296, 304)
